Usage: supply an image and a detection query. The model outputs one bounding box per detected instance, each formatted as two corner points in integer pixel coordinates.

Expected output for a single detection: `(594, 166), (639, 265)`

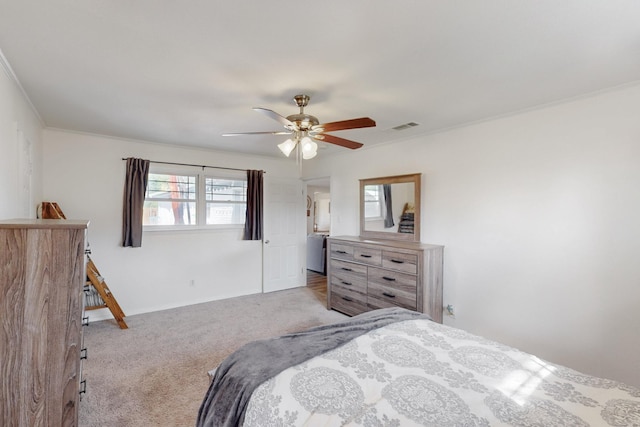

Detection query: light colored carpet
(78, 286), (346, 426)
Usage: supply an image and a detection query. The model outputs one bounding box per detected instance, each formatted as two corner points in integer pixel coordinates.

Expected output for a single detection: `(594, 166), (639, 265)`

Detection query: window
(205, 177), (247, 225)
(363, 184), (383, 220)
(143, 169), (246, 229)
(144, 173), (197, 226)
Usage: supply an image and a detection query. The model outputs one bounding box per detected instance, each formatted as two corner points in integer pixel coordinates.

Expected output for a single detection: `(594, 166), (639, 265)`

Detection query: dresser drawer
(330, 260), (367, 294)
(367, 281), (417, 310)
(353, 247), (382, 266)
(330, 243), (355, 261)
(330, 259), (368, 278)
(330, 288), (369, 316)
(368, 266), (417, 291)
(382, 251), (418, 274)
(367, 266), (417, 310)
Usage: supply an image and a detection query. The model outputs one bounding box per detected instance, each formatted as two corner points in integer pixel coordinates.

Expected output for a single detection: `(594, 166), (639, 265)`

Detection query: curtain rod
(121, 158), (265, 173)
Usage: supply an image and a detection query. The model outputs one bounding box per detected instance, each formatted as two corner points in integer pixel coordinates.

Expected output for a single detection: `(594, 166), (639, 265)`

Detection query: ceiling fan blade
(222, 131), (292, 136)
(314, 133), (364, 150)
(313, 117), (375, 133)
(253, 107), (297, 130)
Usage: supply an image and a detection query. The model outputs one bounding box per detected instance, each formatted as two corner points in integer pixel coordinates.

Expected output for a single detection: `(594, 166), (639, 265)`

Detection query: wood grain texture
(23, 228), (51, 426)
(306, 270), (327, 305)
(1, 221), (87, 427)
(327, 236), (444, 323)
(0, 229), (27, 424)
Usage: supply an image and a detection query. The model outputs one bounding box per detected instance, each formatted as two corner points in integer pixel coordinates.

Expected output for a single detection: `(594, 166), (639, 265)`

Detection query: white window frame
(143, 165), (247, 231)
(204, 174), (248, 227)
(363, 184), (384, 221)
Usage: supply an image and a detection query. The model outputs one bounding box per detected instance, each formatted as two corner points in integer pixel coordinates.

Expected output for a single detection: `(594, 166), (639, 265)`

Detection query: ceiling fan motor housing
(286, 113), (320, 131)
(288, 95), (319, 131)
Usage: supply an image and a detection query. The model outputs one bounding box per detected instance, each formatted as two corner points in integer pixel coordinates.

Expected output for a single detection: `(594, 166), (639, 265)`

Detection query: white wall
(305, 83), (640, 386)
(43, 129), (300, 318)
(0, 53), (43, 219)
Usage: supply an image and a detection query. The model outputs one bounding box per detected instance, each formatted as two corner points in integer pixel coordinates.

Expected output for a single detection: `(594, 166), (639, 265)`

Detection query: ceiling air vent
(392, 122), (419, 131)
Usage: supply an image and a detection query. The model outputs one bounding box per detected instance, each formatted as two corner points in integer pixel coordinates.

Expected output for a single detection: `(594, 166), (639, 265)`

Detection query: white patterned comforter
(243, 318), (640, 426)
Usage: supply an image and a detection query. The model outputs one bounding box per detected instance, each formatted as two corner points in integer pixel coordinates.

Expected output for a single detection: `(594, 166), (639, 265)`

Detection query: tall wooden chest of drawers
(1, 219), (88, 427)
(327, 236), (444, 323)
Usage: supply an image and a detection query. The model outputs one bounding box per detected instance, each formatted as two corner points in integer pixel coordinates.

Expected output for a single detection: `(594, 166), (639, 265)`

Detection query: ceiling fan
(223, 94), (376, 159)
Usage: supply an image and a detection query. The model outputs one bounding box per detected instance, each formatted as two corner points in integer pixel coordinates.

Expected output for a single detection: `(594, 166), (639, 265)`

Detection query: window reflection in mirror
(360, 173), (421, 242)
(363, 183), (414, 232)
(363, 185), (384, 220)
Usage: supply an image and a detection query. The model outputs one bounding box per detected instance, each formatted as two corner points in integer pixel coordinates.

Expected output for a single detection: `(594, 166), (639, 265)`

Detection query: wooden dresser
(327, 236), (444, 323)
(1, 219), (88, 427)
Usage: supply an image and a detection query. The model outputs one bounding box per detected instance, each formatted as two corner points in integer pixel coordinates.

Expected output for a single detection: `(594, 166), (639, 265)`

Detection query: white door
(263, 175), (305, 292)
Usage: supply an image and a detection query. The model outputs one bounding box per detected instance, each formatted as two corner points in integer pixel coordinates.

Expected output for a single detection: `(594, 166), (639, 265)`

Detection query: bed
(196, 307), (640, 426)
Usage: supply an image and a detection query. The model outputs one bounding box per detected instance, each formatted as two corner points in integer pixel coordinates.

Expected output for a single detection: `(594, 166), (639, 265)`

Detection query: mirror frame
(359, 173), (421, 242)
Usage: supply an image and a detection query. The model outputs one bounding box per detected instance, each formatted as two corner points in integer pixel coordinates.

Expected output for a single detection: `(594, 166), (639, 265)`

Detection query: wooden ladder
(85, 257), (128, 329)
(41, 201), (128, 329)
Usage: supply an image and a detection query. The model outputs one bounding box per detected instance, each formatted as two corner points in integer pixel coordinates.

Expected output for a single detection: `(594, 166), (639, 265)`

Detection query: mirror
(360, 173), (421, 242)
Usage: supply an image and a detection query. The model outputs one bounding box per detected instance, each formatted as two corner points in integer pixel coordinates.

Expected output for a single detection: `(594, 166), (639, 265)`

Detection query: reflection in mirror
(360, 173), (421, 242)
(363, 182), (414, 232)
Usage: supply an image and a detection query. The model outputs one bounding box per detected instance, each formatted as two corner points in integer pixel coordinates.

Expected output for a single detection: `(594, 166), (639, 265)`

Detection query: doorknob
(264, 240), (270, 244)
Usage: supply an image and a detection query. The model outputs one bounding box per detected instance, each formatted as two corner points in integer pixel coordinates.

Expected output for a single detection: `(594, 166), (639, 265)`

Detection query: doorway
(304, 177), (330, 298)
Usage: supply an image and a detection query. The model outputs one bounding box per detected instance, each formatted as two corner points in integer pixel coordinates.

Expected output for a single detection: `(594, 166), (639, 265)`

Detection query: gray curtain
(122, 157), (150, 247)
(383, 184), (395, 228)
(243, 170), (263, 240)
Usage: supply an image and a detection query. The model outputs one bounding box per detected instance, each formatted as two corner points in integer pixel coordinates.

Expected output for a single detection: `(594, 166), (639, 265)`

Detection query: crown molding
(0, 48), (44, 126)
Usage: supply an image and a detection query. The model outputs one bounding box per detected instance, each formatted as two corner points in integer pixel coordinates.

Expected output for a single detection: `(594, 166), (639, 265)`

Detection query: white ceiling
(1, 1), (639, 158)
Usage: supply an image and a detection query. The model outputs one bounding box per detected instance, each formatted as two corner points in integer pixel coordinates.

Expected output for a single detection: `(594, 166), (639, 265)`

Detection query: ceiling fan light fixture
(301, 138), (318, 159)
(302, 148), (318, 160)
(277, 138), (297, 157)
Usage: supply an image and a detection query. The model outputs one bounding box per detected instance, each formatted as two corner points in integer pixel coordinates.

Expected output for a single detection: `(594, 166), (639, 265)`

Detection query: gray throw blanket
(196, 307), (428, 427)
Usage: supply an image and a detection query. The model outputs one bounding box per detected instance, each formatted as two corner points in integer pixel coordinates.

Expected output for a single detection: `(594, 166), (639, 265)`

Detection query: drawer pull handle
(79, 379), (87, 396)
(360, 254), (372, 258)
(341, 281), (352, 286)
(391, 259), (405, 264)
(80, 348), (88, 360)
(341, 296), (354, 302)
(382, 292), (396, 298)
(341, 267), (353, 272)
(336, 250), (348, 254)
(82, 316), (90, 327)
(382, 276), (396, 281)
